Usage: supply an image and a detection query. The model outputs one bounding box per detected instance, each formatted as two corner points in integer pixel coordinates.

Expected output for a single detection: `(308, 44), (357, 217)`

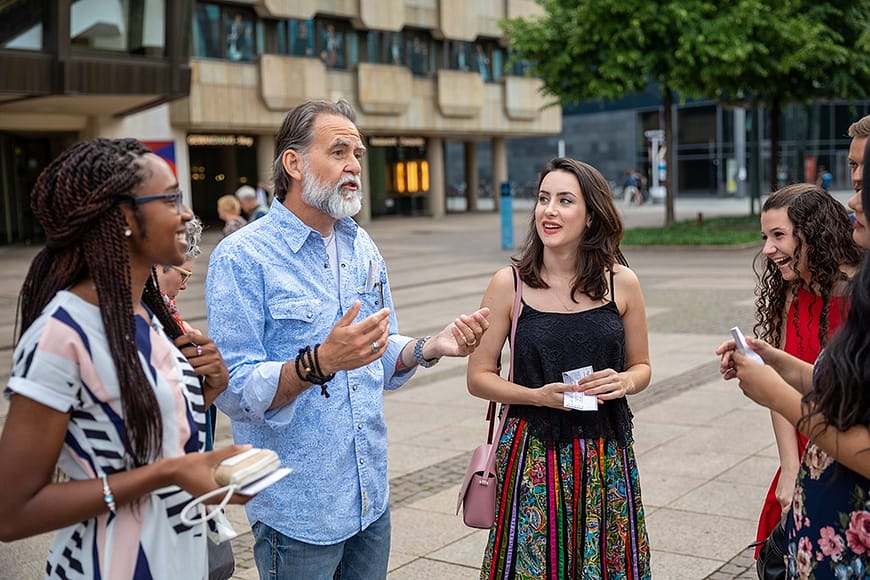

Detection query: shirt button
(357, 423), (362, 430)
(306, 312), (313, 319)
(324, 263), (329, 269)
(359, 459), (365, 465)
(352, 385), (358, 391)
(340, 263), (346, 268)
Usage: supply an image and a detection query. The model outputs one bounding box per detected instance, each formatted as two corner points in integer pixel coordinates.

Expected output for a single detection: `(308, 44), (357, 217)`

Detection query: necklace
(555, 288), (578, 312)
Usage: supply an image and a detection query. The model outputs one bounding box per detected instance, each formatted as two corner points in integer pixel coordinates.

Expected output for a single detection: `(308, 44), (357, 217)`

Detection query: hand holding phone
(729, 326), (764, 365)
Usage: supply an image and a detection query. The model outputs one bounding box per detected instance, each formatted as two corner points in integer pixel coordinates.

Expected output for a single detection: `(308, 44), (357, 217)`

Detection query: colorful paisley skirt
(480, 416), (651, 580)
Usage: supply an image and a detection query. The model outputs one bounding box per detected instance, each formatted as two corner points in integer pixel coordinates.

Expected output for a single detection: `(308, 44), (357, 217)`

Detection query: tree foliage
(502, 0), (870, 224)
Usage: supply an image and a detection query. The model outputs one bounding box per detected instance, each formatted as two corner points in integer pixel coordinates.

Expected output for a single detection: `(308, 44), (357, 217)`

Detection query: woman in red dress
(752, 183), (862, 555)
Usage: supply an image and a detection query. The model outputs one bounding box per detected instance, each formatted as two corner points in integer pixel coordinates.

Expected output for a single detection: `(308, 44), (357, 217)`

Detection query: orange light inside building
(392, 160), (430, 194)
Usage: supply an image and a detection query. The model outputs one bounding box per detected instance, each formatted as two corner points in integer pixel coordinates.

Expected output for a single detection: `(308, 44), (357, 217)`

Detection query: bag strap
(484, 265), (522, 445)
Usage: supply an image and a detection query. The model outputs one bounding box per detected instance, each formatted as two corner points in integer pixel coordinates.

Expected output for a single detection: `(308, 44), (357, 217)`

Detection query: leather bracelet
(414, 336), (440, 368)
(294, 345), (335, 398)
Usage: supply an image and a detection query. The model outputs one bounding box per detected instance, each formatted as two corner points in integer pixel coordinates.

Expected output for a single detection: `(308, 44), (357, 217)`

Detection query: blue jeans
(252, 507), (391, 580)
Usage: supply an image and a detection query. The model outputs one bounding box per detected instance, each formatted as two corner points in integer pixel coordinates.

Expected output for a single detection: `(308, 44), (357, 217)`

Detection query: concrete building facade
(0, 0), (561, 243)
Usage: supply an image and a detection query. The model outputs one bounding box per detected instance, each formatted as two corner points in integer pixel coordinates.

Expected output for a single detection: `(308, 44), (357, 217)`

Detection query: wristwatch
(414, 336), (440, 368)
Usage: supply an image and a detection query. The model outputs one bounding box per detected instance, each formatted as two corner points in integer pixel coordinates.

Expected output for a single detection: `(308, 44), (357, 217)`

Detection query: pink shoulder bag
(456, 266), (523, 529)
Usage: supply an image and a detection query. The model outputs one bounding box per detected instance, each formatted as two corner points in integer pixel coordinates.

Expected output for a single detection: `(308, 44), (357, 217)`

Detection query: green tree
(502, 0), (719, 225)
(503, 0), (870, 224)
(683, 0), (870, 193)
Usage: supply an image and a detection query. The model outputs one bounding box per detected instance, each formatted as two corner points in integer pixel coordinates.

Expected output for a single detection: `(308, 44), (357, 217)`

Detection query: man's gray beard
(301, 166), (362, 219)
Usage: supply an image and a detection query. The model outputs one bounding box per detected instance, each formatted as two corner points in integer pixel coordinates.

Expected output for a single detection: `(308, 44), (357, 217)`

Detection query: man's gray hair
(271, 99), (357, 202)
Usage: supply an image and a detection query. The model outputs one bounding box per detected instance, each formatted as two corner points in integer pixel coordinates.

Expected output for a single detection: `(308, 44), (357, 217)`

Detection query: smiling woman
(750, 183), (862, 558)
(0, 138), (249, 579)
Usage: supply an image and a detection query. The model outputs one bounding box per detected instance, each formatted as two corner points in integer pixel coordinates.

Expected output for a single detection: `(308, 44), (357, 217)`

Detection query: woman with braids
(0, 138), (250, 579)
(718, 153), (870, 577)
(467, 158), (651, 578)
(751, 184), (862, 558)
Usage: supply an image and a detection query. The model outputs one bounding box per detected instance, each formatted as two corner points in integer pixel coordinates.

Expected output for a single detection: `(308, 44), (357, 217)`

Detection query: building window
(507, 51), (533, 77)
(224, 9), (254, 60)
(366, 30), (400, 66)
(490, 47), (505, 82)
(193, 2), (256, 61)
(65, 0), (166, 56)
(277, 18), (314, 57)
(446, 40), (472, 72)
(405, 30), (433, 77)
(317, 19), (357, 69)
(1, 0), (46, 50)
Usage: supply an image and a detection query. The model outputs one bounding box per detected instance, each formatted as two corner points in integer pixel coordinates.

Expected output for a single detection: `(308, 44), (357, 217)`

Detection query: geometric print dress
(5, 290), (208, 579)
(481, 279), (650, 580)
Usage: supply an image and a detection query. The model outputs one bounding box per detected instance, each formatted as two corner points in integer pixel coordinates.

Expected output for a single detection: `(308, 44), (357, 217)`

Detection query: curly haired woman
(751, 183), (862, 556)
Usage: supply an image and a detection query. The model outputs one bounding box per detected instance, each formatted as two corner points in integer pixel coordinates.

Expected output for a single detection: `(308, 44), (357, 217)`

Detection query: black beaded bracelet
(294, 344), (335, 398)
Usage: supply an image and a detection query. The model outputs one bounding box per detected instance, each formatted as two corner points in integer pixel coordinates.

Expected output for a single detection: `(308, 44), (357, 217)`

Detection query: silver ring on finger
(371, 341), (381, 352)
(195, 345), (203, 357)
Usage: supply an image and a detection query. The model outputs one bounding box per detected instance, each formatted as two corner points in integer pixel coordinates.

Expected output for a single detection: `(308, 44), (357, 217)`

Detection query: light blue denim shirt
(205, 200), (416, 544)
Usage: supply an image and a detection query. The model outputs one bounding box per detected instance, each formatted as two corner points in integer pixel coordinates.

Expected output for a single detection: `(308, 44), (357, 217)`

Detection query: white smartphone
(729, 326), (764, 364)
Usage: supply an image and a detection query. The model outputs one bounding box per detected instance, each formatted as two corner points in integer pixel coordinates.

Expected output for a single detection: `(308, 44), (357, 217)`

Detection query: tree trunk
(663, 88), (675, 226)
(768, 97), (781, 192)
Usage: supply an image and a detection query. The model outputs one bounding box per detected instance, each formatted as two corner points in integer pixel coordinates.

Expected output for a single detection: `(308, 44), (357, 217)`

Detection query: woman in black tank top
(467, 157), (652, 579)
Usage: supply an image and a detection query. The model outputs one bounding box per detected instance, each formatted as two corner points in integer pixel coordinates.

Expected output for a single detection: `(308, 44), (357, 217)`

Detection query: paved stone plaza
(0, 193), (852, 579)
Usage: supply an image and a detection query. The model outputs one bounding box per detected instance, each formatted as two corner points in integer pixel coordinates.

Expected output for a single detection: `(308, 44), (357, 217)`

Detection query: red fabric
(754, 288), (848, 557)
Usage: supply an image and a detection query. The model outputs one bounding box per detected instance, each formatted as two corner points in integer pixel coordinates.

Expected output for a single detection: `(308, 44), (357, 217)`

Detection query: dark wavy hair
(804, 145), (870, 436)
(752, 184), (861, 351)
(513, 157), (628, 300)
(18, 138), (183, 466)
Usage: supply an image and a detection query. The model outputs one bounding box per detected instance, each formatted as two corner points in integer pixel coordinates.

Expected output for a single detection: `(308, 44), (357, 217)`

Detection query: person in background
(467, 157), (652, 579)
(847, 114), (870, 249)
(217, 194), (247, 237)
(621, 168), (642, 205)
(156, 216), (203, 334)
(154, 215), (226, 453)
(750, 184), (861, 559)
(205, 99), (490, 580)
(717, 122), (870, 580)
(0, 138), (248, 578)
(815, 165), (833, 191)
(235, 185), (269, 222)
(255, 181), (270, 206)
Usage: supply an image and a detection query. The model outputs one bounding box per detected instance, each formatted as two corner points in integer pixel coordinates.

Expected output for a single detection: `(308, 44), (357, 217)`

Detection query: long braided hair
(752, 184), (861, 350)
(18, 138), (183, 466)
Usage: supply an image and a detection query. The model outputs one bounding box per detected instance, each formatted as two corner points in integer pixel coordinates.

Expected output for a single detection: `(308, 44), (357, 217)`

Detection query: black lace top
(507, 286), (635, 447)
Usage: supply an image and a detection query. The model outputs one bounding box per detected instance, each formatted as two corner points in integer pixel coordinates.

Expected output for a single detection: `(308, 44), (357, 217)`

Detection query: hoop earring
(124, 228), (132, 238)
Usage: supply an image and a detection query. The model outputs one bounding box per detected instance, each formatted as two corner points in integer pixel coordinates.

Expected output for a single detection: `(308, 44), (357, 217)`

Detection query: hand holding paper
(562, 366), (598, 411)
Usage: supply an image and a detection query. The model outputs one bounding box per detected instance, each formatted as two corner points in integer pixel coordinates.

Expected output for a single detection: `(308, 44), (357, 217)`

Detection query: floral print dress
(786, 441), (870, 579)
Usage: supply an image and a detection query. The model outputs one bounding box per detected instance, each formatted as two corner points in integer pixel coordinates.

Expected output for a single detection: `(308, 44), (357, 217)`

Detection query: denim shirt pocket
(355, 284), (385, 317)
(267, 297), (324, 345)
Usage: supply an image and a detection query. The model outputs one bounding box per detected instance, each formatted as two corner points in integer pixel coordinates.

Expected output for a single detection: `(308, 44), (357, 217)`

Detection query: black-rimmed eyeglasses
(130, 190), (184, 215)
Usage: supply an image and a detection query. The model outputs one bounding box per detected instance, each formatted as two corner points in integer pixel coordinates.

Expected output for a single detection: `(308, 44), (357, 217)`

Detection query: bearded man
(205, 99), (489, 579)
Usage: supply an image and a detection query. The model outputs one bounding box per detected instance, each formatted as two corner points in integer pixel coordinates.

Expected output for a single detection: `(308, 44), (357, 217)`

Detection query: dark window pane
(193, 3), (222, 58)
(0, 0), (45, 50)
(224, 10), (254, 61)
